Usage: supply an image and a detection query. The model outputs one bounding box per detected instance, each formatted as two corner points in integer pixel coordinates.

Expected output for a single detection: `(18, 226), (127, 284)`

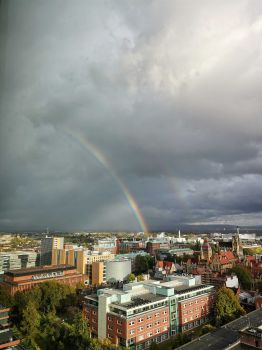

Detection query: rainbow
(64, 129), (149, 235)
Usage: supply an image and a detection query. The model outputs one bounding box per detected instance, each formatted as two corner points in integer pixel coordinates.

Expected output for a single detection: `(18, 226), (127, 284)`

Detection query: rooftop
(112, 293), (166, 309)
(5, 264), (75, 277)
(178, 309), (262, 350)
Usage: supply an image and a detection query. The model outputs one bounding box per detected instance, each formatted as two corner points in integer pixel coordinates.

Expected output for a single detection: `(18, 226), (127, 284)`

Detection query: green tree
(215, 287), (245, 326)
(199, 323), (216, 335)
(232, 265), (252, 289)
(0, 286), (14, 307)
(137, 274), (144, 282)
(149, 342), (159, 350)
(20, 300), (41, 340)
(172, 333), (190, 348)
(127, 273), (136, 282)
(256, 280), (262, 292)
(135, 255), (149, 274)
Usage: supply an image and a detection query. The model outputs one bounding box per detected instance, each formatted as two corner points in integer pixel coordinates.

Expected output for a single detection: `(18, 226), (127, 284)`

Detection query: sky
(1, 0), (262, 232)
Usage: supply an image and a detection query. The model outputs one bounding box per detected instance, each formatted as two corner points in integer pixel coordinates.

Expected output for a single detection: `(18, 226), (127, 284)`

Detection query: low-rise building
(210, 250), (237, 273)
(0, 264), (86, 295)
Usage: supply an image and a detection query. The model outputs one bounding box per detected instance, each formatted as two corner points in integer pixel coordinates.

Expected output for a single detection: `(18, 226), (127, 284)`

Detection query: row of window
(183, 313), (211, 323)
(182, 298), (211, 307)
(129, 326), (168, 336)
(128, 321), (168, 334)
(127, 311), (168, 325)
(183, 306), (209, 314)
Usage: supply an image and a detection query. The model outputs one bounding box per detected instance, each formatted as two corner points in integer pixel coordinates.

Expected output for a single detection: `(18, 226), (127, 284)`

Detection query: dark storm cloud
(1, 0), (262, 231)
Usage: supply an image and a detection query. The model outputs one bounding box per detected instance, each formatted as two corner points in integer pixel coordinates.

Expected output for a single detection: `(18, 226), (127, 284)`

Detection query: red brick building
(178, 292), (215, 332)
(146, 241), (170, 255)
(0, 264), (86, 295)
(84, 290), (170, 349)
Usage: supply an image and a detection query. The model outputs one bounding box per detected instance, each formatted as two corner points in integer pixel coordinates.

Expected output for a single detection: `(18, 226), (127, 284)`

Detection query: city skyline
(1, 0), (262, 231)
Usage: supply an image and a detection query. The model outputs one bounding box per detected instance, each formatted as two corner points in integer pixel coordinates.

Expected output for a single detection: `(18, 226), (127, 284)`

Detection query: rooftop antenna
(46, 227), (49, 235)
(178, 230), (181, 239)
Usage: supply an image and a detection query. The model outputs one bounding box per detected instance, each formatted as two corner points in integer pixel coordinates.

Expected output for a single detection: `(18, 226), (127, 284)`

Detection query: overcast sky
(1, 0), (262, 232)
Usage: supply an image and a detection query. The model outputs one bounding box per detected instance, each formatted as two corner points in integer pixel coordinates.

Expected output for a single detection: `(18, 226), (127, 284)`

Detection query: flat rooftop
(178, 309), (262, 350)
(5, 264), (75, 277)
(112, 293), (166, 309)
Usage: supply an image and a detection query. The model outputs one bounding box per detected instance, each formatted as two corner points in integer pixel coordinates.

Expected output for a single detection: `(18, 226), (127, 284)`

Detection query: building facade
(0, 264), (86, 295)
(40, 236), (64, 265)
(0, 251), (37, 274)
(83, 278), (215, 349)
(84, 286), (170, 349)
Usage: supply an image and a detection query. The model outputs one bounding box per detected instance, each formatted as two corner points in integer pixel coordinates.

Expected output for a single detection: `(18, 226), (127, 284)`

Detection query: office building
(40, 236), (64, 265)
(1, 264), (86, 295)
(92, 238), (118, 254)
(83, 277), (215, 349)
(84, 285), (170, 349)
(0, 251), (38, 274)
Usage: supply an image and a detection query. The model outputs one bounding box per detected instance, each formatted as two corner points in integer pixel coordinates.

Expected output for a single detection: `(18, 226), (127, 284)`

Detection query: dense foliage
(232, 265), (252, 290)
(0, 282), (124, 350)
(215, 287), (245, 326)
(134, 255), (154, 274)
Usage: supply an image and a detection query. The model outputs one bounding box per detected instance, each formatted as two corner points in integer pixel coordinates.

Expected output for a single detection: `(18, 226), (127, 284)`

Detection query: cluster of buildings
(0, 229), (262, 349)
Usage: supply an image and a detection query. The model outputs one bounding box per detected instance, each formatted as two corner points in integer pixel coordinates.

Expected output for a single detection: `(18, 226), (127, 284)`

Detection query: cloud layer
(1, 0), (262, 231)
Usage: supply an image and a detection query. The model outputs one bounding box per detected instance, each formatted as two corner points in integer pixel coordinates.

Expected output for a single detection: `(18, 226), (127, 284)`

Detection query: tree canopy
(5, 281), (124, 350)
(215, 287), (245, 326)
(232, 265), (252, 290)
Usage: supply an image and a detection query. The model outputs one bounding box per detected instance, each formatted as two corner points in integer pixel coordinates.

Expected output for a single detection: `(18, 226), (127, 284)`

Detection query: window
(138, 326), (144, 331)
(138, 318), (144, 323)
(156, 329), (160, 334)
(129, 321), (135, 326)
(184, 318), (188, 322)
(117, 320), (122, 325)
(108, 325), (113, 330)
(155, 313), (160, 317)
(183, 304), (187, 308)
(147, 315), (152, 320)
(108, 316), (113, 321)
(147, 332), (153, 337)
(163, 318), (167, 323)
(155, 321), (160, 325)
(138, 335), (144, 341)
(108, 334), (112, 339)
(130, 329), (135, 335)
(147, 324), (152, 328)
(117, 329), (122, 334)
(163, 310), (167, 314)
(92, 311), (97, 315)
(163, 326), (168, 331)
